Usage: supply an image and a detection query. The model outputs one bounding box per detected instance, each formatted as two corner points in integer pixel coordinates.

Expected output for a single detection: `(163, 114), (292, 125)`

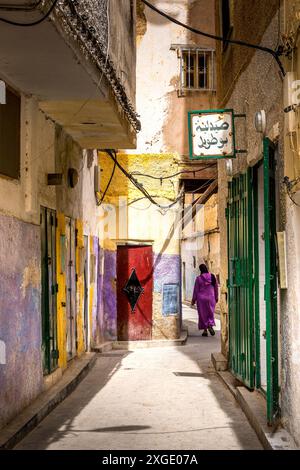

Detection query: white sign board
(189, 110), (235, 159)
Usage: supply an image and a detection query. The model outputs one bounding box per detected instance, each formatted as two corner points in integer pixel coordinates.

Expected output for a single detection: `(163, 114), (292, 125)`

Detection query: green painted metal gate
(227, 170), (254, 388)
(41, 207), (58, 375)
(263, 138), (279, 425)
(227, 139), (279, 425)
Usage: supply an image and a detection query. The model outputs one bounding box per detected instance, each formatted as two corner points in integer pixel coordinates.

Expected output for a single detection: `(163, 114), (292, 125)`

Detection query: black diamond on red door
(123, 268), (144, 312)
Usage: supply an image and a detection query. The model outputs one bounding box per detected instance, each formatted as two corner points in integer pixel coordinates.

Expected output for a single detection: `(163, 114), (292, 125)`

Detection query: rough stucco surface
(135, 0), (216, 155)
(152, 254), (181, 339)
(217, 14), (283, 358)
(102, 250), (117, 340)
(216, 11), (300, 446)
(0, 213), (43, 429)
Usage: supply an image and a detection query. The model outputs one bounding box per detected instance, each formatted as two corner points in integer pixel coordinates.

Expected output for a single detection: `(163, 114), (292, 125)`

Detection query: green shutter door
(227, 170), (254, 388)
(263, 138), (279, 425)
(41, 207), (59, 375)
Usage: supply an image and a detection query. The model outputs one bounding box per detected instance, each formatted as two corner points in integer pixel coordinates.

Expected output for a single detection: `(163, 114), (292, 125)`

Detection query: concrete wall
(136, 0), (216, 155)
(0, 213), (43, 429)
(216, 0), (300, 446)
(0, 93), (102, 427)
(109, 0), (137, 105)
(216, 11), (283, 357)
(97, 151), (182, 339)
(278, 0), (300, 446)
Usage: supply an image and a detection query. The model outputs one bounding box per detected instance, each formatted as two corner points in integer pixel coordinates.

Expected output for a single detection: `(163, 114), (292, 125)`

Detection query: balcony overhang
(0, 3), (137, 149)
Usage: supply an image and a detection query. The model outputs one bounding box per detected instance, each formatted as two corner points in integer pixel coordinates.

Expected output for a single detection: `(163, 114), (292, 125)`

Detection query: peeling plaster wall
(135, 0), (216, 155)
(0, 213), (43, 429)
(217, 14), (283, 358)
(98, 152), (182, 339)
(0, 94), (102, 427)
(279, 0), (300, 445)
(215, 9), (300, 446)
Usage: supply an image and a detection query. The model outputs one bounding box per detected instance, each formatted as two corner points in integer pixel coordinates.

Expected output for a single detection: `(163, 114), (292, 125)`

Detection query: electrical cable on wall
(127, 178), (215, 208)
(98, 150), (216, 213)
(0, 0), (58, 25)
(96, 156), (116, 207)
(101, 150), (184, 211)
(283, 176), (300, 207)
(141, 0), (286, 76)
(131, 163), (216, 181)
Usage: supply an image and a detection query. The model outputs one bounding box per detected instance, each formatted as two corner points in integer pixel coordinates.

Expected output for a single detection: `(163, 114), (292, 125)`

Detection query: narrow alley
(15, 306), (262, 450)
(1, 0), (300, 456)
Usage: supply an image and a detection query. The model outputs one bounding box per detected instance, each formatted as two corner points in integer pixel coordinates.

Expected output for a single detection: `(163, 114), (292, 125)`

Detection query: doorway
(227, 138), (279, 425)
(83, 235), (89, 350)
(117, 245), (153, 341)
(65, 217), (77, 360)
(253, 138), (279, 424)
(40, 207), (58, 375)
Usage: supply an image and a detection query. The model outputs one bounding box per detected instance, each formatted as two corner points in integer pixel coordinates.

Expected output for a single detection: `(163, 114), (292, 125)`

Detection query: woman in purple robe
(191, 264), (218, 337)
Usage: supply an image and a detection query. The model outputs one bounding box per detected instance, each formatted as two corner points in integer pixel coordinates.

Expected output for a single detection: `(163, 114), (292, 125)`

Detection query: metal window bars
(174, 46), (216, 97)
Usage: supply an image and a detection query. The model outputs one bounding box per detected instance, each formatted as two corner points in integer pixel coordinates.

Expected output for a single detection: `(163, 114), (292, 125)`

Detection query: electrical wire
(131, 163), (216, 181)
(103, 149), (185, 211)
(99, 150), (217, 213)
(141, 0), (286, 76)
(0, 0), (58, 26)
(283, 176), (300, 207)
(127, 178), (215, 209)
(96, 156), (117, 207)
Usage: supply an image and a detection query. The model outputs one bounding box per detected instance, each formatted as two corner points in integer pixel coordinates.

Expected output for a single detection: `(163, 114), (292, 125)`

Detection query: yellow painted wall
(76, 219), (85, 356)
(89, 235), (96, 347)
(98, 151), (181, 255)
(56, 213), (67, 370)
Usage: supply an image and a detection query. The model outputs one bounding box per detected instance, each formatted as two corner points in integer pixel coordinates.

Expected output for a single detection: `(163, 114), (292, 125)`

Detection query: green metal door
(227, 170), (254, 388)
(263, 138), (279, 425)
(41, 207), (58, 375)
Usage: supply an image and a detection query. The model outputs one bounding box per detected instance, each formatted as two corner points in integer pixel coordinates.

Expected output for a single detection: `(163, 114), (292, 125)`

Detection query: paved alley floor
(15, 305), (262, 450)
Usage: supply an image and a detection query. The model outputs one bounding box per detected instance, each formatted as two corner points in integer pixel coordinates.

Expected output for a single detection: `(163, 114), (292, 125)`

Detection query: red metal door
(117, 245), (153, 341)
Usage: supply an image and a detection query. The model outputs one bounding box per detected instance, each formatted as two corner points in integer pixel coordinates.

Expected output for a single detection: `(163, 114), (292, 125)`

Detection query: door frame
(227, 170), (254, 389)
(40, 206), (58, 375)
(116, 242), (153, 341)
(263, 137), (280, 425)
(227, 139), (280, 425)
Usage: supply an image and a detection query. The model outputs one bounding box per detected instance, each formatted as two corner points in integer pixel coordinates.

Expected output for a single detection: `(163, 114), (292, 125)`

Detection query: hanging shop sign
(188, 109), (237, 160)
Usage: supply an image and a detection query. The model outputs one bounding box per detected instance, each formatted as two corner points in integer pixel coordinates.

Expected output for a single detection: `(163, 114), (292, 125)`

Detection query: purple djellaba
(191, 264), (218, 337)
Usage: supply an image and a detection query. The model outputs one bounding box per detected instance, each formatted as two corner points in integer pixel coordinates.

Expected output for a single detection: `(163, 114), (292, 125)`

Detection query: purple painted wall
(0, 213), (43, 429)
(95, 251), (182, 343)
(91, 236), (99, 344)
(153, 253), (181, 293)
(97, 249), (117, 341)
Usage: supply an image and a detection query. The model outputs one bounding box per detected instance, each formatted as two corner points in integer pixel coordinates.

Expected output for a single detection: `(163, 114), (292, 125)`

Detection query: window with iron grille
(172, 46), (216, 96)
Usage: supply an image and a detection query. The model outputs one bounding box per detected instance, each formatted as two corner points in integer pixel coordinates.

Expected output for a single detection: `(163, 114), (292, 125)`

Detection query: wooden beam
(194, 179), (218, 206)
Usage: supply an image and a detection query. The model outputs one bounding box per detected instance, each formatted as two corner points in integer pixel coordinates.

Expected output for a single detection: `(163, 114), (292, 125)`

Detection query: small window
(178, 48), (215, 96)
(0, 85), (21, 179)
